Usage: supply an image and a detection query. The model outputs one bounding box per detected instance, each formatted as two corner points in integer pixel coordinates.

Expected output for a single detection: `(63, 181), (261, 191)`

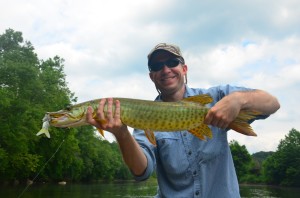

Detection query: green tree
(229, 140), (252, 182)
(250, 151), (274, 181)
(263, 128), (300, 187)
(0, 29), (42, 181)
(0, 29), (76, 182)
(0, 28), (130, 183)
(76, 127), (132, 181)
(252, 151), (274, 164)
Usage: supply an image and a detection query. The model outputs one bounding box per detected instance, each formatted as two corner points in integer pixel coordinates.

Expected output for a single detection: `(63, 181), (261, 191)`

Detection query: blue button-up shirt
(133, 85), (267, 198)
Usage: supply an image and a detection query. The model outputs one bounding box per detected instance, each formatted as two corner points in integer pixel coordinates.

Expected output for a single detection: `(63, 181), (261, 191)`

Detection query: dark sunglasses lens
(166, 59), (180, 67)
(150, 62), (164, 72)
(150, 59), (180, 72)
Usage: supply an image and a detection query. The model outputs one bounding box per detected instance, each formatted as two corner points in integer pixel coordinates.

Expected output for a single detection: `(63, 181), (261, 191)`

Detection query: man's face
(149, 51), (187, 95)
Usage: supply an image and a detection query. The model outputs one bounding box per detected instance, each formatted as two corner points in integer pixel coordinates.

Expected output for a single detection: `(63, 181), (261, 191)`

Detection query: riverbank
(2, 180), (300, 198)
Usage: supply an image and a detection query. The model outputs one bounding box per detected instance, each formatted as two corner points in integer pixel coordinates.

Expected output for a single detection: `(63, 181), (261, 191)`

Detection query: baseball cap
(147, 43), (185, 66)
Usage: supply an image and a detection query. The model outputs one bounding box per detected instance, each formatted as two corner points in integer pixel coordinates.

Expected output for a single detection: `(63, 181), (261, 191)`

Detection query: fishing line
(17, 138), (65, 198)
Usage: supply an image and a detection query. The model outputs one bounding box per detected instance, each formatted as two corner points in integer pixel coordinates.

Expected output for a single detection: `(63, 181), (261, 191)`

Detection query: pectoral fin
(94, 117), (107, 138)
(97, 128), (105, 137)
(144, 129), (156, 146)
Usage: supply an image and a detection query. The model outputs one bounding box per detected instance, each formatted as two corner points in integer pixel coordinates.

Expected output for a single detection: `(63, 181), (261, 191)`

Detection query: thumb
(204, 111), (212, 125)
(86, 106), (94, 122)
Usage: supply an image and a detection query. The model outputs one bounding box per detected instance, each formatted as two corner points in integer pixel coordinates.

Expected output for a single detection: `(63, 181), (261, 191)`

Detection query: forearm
(114, 128), (148, 176)
(233, 89), (280, 115)
(86, 98), (148, 176)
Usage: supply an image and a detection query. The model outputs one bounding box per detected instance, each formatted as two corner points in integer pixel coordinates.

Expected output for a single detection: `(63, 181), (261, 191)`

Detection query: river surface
(2, 180), (299, 198)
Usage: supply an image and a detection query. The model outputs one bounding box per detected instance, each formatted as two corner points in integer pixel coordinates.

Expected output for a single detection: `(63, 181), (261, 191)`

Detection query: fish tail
(36, 128), (51, 138)
(228, 110), (261, 136)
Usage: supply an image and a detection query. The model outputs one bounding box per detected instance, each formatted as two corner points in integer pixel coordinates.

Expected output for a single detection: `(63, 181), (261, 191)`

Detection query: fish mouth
(48, 112), (85, 127)
(52, 119), (86, 127)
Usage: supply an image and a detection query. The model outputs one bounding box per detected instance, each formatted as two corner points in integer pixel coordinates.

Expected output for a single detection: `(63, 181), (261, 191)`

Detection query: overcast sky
(1, 0), (299, 153)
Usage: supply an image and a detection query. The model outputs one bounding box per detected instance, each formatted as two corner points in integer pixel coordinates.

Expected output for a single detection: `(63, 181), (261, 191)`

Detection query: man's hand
(86, 98), (147, 176)
(204, 93), (241, 129)
(86, 98), (127, 136)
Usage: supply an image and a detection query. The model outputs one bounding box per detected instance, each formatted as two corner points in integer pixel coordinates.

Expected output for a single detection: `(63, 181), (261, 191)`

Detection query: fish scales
(117, 98), (207, 131)
(37, 94), (260, 145)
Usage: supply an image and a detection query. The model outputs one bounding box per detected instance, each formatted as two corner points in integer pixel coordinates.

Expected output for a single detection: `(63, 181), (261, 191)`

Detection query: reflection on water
(1, 180), (158, 198)
(1, 180), (299, 198)
(240, 184), (300, 198)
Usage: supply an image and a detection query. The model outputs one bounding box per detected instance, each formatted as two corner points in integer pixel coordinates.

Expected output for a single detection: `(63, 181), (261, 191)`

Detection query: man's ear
(182, 64), (188, 74)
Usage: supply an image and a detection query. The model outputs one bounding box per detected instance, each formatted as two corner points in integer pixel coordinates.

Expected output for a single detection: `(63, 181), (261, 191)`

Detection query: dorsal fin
(182, 94), (213, 105)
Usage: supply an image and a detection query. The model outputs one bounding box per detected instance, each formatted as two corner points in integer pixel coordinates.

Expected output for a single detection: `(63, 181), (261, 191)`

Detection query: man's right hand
(86, 98), (148, 176)
(86, 98), (128, 137)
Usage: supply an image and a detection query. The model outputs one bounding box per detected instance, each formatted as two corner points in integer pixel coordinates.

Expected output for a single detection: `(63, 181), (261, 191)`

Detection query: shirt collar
(184, 85), (194, 98)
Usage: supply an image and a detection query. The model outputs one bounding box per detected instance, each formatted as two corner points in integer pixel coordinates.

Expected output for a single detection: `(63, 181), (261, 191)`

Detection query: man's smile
(161, 75), (177, 82)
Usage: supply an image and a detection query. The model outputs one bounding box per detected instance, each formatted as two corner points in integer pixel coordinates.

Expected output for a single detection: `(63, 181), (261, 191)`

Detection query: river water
(2, 180), (299, 198)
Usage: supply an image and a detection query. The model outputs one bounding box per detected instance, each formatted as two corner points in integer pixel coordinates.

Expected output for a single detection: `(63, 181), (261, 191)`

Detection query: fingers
(114, 99), (121, 120)
(86, 106), (93, 122)
(106, 98), (114, 124)
(86, 98), (122, 131)
(86, 98), (108, 128)
(96, 98), (107, 122)
(204, 110), (213, 125)
(204, 108), (230, 129)
(86, 106), (100, 127)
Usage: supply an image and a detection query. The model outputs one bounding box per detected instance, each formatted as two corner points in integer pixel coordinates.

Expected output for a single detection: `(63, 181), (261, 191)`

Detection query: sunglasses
(149, 58), (182, 72)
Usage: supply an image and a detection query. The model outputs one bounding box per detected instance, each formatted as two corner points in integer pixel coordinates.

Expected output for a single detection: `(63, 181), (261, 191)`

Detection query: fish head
(48, 105), (87, 127)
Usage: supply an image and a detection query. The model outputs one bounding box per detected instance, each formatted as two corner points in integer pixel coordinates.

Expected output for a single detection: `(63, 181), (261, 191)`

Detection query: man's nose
(161, 65), (170, 72)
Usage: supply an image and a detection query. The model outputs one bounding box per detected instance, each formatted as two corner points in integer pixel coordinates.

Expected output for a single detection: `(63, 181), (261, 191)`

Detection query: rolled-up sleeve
(206, 85), (270, 122)
(132, 129), (156, 181)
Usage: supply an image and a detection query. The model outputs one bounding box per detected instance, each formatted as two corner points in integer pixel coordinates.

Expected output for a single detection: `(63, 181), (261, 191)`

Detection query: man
(86, 43), (280, 197)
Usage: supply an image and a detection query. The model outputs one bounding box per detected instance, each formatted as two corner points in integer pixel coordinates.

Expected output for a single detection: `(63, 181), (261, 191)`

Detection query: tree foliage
(0, 29), (131, 183)
(229, 140), (253, 182)
(230, 129), (300, 186)
(252, 151), (274, 164)
(262, 128), (300, 187)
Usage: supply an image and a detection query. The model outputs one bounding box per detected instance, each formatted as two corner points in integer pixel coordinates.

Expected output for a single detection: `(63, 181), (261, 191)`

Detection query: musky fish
(37, 94), (260, 145)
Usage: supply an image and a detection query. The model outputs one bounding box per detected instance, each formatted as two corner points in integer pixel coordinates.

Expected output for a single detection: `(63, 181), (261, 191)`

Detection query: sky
(1, 0), (299, 153)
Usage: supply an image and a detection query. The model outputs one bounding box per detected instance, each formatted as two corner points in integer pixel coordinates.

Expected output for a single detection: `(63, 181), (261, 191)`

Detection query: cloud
(1, 0), (300, 153)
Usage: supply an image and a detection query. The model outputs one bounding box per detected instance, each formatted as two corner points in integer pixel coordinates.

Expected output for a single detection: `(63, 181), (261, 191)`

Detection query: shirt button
(183, 132), (187, 136)
(188, 150), (192, 155)
(195, 190), (200, 196)
(193, 170), (197, 176)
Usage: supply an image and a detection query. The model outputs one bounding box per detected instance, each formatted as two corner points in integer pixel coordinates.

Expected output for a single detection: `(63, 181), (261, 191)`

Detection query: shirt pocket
(196, 127), (228, 163)
(155, 133), (190, 176)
